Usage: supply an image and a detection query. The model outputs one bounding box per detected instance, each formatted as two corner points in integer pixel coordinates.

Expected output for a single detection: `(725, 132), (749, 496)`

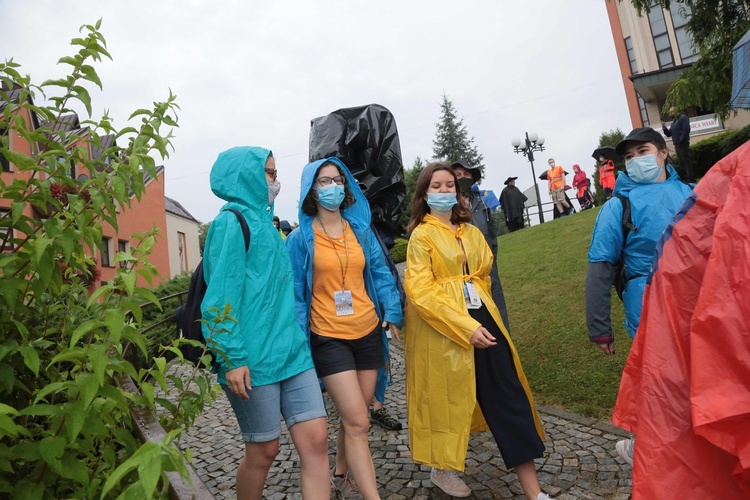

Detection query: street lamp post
(511, 132), (546, 224)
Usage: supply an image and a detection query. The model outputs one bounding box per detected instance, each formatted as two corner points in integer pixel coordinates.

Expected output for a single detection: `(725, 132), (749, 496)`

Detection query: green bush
(140, 273), (191, 366)
(0, 22), (219, 498)
(391, 237), (408, 264)
(691, 125), (750, 179)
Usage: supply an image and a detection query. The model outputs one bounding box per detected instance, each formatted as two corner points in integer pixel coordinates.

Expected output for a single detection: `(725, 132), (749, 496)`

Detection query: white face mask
(625, 154), (663, 184)
(268, 180), (281, 204)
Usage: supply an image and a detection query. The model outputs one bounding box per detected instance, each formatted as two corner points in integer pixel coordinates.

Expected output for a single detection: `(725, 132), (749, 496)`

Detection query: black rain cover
(309, 104), (406, 236)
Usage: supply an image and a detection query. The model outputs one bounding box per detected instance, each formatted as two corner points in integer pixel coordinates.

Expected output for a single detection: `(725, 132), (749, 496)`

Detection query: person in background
(499, 176), (528, 232)
(572, 165), (594, 210)
(273, 215), (286, 240)
(202, 147), (330, 500)
(451, 160), (511, 330)
(286, 157), (404, 500)
(404, 162), (549, 500)
(585, 127), (693, 464)
(661, 107), (693, 183)
(598, 155), (616, 200)
(546, 158), (572, 216)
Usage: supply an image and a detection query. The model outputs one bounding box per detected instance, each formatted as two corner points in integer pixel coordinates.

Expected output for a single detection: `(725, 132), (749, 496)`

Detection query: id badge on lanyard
(334, 290), (354, 316)
(463, 280), (482, 309)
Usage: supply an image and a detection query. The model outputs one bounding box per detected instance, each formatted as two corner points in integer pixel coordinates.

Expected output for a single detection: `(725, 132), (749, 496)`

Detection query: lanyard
(317, 217), (349, 291)
(457, 236), (471, 278)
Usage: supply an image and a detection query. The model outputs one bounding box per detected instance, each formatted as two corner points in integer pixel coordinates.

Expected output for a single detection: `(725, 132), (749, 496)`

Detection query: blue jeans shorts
(222, 368), (326, 443)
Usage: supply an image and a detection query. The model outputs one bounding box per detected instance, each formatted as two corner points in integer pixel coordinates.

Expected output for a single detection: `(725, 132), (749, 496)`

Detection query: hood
(298, 157), (371, 228)
(573, 164), (582, 173)
(210, 146), (272, 213)
(614, 164), (681, 197)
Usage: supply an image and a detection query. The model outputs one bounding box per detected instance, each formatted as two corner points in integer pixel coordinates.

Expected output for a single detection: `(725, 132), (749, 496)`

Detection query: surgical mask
(626, 154), (663, 184)
(316, 184), (345, 211)
(267, 180), (281, 204)
(426, 193), (457, 213)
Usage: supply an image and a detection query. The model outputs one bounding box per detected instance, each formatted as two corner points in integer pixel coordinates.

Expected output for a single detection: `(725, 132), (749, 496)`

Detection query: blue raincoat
(285, 158), (404, 358)
(588, 165), (693, 337)
(201, 146), (314, 386)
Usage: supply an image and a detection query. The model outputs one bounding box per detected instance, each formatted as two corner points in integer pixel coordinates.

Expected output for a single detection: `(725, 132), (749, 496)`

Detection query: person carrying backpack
(585, 128), (693, 464)
(201, 146), (330, 499)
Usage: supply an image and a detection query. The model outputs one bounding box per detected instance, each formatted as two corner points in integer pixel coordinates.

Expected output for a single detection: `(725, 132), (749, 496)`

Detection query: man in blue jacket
(661, 107), (693, 182)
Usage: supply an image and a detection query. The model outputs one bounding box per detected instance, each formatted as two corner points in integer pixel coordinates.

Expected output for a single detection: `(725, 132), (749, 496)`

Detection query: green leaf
(0, 414), (24, 439)
(76, 372), (99, 409)
(79, 64), (103, 90)
(0, 404), (19, 416)
(88, 344), (107, 386)
(128, 109), (152, 120)
(18, 404), (63, 416)
(137, 452), (160, 498)
(39, 436), (66, 469)
(72, 85), (92, 117)
(19, 346), (40, 376)
(57, 55), (80, 67)
(122, 270), (137, 295)
(101, 440), (160, 498)
(58, 450), (90, 486)
(70, 319), (103, 347)
(63, 399), (85, 442)
(105, 308), (125, 344)
(49, 346), (87, 367)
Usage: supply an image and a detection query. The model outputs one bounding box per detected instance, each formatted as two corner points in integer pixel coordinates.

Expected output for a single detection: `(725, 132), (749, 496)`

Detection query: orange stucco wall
(97, 171), (171, 289)
(606, 0), (642, 129)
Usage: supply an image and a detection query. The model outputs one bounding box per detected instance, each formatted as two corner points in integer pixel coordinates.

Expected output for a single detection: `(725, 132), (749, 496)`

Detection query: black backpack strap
(225, 208), (250, 252)
(615, 194), (636, 242)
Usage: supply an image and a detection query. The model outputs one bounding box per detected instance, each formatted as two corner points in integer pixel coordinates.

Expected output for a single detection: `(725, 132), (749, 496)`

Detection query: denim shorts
(222, 368), (326, 443)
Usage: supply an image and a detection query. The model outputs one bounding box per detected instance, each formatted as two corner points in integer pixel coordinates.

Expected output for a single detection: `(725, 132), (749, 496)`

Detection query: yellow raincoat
(404, 214), (544, 471)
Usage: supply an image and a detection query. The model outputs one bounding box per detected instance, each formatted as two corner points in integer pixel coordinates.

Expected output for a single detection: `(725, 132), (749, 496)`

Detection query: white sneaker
(430, 468), (471, 497)
(537, 493), (552, 500)
(616, 437), (634, 465)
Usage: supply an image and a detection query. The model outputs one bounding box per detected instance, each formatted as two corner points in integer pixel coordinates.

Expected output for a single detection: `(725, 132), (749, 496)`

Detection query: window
(177, 231), (187, 274)
(101, 237), (112, 267)
(118, 240), (129, 268)
(670, 5), (699, 64)
(648, 3), (674, 68)
(0, 128), (10, 172)
(625, 37), (638, 74)
(0, 208), (12, 250)
(637, 95), (650, 126)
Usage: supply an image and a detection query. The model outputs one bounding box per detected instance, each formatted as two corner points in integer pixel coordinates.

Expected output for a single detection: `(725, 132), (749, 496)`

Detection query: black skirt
(470, 303), (545, 469)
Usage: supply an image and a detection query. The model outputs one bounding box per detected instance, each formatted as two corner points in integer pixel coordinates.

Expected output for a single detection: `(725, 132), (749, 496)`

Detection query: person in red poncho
(571, 164), (594, 210)
(612, 142), (750, 498)
(598, 155), (616, 199)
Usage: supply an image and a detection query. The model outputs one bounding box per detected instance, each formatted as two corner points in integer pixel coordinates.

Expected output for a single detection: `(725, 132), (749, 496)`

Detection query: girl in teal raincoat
(202, 146), (330, 499)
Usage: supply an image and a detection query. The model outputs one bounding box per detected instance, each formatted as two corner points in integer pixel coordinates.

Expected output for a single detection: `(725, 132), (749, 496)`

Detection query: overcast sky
(1, 0), (633, 225)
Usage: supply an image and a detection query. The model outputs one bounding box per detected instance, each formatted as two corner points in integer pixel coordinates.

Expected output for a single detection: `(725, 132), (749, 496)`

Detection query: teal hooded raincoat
(201, 146), (314, 386)
(285, 158), (403, 357)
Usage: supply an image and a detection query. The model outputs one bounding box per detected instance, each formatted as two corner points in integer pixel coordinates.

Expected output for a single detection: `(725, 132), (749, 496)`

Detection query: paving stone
(161, 338), (632, 498)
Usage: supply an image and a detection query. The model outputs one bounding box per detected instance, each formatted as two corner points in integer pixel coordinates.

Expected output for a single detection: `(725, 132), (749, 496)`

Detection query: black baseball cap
(450, 160), (481, 183)
(615, 127), (667, 155)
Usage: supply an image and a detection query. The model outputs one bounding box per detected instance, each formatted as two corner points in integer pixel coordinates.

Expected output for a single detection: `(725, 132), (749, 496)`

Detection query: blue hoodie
(201, 146), (313, 386)
(285, 158), (404, 359)
(588, 164), (693, 336)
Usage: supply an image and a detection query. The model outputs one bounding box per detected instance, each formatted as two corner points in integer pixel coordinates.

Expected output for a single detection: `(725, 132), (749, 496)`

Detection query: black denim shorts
(309, 326), (384, 378)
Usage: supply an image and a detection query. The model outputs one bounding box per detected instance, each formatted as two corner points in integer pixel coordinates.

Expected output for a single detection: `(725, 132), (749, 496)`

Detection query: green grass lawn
(497, 208), (632, 421)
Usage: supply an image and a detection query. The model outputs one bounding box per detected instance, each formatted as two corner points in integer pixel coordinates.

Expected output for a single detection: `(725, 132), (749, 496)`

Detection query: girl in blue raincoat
(201, 147), (330, 499)
(286, 157), (404, 499)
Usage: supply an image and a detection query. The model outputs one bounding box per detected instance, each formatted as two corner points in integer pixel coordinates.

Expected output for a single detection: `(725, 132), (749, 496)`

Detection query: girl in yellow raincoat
(404, 162), (549, 500)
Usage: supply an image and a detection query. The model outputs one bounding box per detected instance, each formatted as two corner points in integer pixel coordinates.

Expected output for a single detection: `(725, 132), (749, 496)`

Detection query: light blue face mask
(626, 154), (663, 184)
(316, 184), (346, 211)
(426, 192), (458, 213)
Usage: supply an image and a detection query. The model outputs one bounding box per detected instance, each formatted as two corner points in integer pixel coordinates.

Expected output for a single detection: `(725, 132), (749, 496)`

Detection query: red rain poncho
(612, 142), (750, 498)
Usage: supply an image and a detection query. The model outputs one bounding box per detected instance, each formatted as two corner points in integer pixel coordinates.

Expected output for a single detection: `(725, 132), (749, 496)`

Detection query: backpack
(176, 208), (250, 366)
(612, 194), (636, 301)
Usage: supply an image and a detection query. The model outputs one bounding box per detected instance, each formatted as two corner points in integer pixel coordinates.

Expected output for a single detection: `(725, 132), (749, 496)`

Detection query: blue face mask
(426, 192), (458, 213)
(626, 154), (663, 184)
(316, 184), (346, 211)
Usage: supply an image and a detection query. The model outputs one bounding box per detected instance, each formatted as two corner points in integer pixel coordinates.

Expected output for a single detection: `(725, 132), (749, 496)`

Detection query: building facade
(1, 84), (197, 290)
(606, 1), (750, 143)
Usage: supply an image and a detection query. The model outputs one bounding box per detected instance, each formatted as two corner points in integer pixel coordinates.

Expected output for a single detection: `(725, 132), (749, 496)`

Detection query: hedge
(689, 125), (750, 179)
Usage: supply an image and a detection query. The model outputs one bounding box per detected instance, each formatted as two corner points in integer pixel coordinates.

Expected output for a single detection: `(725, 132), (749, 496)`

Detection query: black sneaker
(370, 407), (403, 430)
